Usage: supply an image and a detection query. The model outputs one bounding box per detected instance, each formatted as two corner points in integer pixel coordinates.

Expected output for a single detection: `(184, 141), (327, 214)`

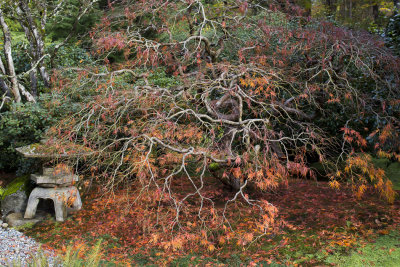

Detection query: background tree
(312, 0), (398, 28)
(0, 0), (98, 103)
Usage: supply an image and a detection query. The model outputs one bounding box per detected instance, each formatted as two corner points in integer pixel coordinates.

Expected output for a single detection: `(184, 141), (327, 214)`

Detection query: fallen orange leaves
(21, 178), (400, 265)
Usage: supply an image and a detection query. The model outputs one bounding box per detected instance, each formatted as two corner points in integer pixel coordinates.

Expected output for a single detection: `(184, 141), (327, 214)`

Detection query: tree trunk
(39, 66), (50, 88)
(0, 9), (21, 102)
(18, 0), (50, 88)
(0, 50), (11, 97)
(18, 83), (36, 102)
(341, 0), (347, 20)
(16, 6), (39, 96)
(300, 0), (311, 16)
(373, 4), (379, 23)
(29, 69), (38, 96)
(0, 55), (6, 74)
(0, 78), (10, 97)
(349, 0), (352, 19)
(325, 0), (336, 16)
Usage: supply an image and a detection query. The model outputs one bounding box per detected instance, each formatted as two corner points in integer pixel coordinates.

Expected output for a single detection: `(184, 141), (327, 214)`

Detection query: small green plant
(47, 44), (94, 68)
(11, 240), (103, 267)
(13, 222), (37, 231)
(62, 240), (102, 267)
(135, 68), (182, 88)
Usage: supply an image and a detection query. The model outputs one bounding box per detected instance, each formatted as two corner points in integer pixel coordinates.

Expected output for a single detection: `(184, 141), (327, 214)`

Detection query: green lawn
(372, 158), (400, 190)
(325, 232), (400, 266)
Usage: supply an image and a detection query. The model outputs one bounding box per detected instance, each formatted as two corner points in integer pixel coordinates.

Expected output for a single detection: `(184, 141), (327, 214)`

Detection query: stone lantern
(15, 142), (87, 222)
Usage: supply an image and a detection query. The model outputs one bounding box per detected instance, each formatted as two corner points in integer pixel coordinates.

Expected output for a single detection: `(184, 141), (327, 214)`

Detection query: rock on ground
(1, 190), (28, 219)
(5, 212), (46, 228)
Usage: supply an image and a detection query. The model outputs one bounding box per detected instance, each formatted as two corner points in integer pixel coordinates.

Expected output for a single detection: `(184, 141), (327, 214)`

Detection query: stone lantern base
(24, 186), (82, 222)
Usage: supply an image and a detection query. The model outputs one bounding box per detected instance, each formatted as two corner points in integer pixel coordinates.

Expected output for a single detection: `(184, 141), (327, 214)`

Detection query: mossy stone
(209, 162), (220, 171)
(0, 175), (33, 201)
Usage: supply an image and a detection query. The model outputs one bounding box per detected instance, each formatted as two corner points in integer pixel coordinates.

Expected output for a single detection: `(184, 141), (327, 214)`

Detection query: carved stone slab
(30, 173), (79, 187)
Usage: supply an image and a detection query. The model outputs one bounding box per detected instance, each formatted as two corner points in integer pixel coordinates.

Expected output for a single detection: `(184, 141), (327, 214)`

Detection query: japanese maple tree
(45, 0), (400, 248)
